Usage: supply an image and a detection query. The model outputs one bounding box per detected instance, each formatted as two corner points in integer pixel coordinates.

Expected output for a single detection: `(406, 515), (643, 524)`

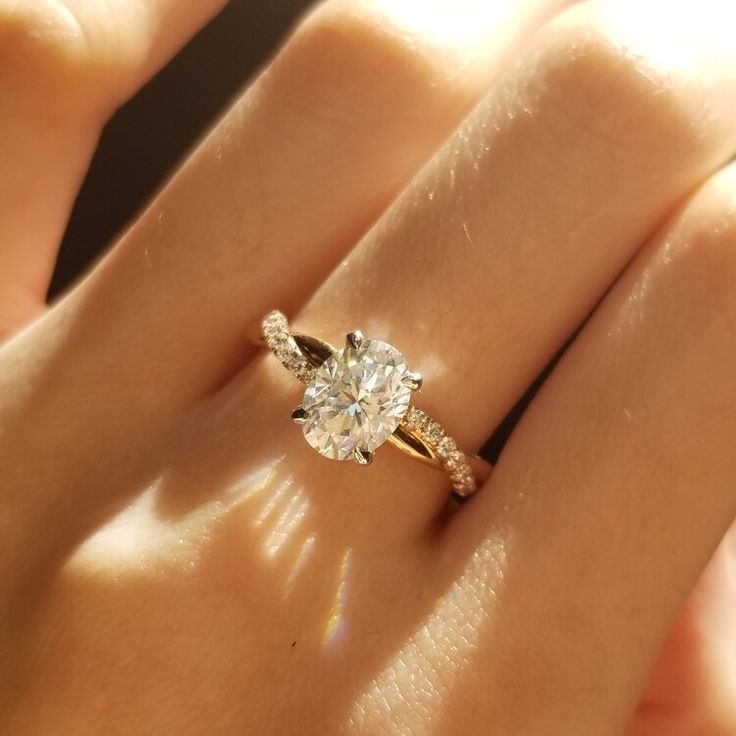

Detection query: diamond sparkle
(301, 338), (412, 461)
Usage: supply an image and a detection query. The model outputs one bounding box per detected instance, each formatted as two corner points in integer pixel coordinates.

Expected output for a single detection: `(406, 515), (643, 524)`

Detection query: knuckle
(0, 1), (135, 112)
(262, 1), (459, 137)
(0, 2), (89, 83)
(532, 8), (710, 173)
(287, 1), (438, 82)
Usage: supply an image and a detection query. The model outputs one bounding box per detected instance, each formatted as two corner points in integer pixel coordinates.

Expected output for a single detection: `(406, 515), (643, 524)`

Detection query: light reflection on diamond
(302, 338), (412, 460)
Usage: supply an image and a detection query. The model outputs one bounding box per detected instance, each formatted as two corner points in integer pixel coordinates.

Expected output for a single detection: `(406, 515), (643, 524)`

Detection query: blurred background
(49, 0), (562, 462)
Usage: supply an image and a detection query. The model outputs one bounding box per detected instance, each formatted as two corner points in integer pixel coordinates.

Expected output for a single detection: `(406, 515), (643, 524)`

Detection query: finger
(46, 0), (573, 404)
(0, 0), (571, 587)
(629, 523), (736, 735)
(438, 162), (736, 733)
(0, 0), (229, 335)
(286, 0), (736, 514)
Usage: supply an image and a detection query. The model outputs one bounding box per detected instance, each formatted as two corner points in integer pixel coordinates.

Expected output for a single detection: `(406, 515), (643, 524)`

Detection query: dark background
(49, 0), (565, 462)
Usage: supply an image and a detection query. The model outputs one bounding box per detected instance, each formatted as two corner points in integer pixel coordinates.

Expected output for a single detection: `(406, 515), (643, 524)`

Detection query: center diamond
(301, 337), (412, 461)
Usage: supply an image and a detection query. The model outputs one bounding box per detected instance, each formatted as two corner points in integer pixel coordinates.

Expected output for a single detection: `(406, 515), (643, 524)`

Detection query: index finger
(0, 0), (229, 335)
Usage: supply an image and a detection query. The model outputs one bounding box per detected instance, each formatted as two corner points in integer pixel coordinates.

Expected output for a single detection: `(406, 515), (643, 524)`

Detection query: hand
(1, 1), (735, 733)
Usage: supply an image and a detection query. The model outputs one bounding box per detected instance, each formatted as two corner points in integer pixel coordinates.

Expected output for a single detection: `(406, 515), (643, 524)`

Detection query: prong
(403, 370), (423, 391)
(346, 330), (364, 350)
(354, 448), (373, 465)
(291, 406), (308, 424)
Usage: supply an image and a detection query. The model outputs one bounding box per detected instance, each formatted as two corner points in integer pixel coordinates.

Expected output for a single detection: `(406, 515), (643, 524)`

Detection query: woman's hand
(1, 1), (735, 733)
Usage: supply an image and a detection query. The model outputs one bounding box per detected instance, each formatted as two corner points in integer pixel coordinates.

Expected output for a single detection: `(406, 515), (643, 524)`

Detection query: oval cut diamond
(301, 338), (412, 460)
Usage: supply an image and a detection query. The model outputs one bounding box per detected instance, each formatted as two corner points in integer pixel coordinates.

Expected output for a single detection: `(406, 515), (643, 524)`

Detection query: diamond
(445, 450), (464, 471)
(437, 436), (457, 459)
(424, 420), (444, 444)
(301, 338), (412, 461)
(405, 406), (427, 431)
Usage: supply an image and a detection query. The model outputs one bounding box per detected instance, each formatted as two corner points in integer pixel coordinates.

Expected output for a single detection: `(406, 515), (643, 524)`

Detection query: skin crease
(0, 1), (735, 735)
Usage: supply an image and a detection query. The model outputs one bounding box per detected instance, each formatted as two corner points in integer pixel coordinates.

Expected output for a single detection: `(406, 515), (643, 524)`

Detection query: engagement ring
(261, 311), (490, 498)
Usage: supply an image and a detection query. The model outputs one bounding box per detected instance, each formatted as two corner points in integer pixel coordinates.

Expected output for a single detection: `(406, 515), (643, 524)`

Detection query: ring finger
(262, 0), (736, 524)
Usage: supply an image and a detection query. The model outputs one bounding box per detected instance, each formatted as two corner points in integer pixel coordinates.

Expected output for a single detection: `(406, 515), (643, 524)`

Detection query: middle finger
(281, 0), (736, 516)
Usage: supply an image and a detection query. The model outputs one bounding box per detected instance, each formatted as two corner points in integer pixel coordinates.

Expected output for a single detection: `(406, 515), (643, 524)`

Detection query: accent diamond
(301, 338), (412, 461)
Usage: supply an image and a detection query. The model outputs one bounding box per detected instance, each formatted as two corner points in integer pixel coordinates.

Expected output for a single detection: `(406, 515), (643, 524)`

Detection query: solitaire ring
(261, 311), (491, 498)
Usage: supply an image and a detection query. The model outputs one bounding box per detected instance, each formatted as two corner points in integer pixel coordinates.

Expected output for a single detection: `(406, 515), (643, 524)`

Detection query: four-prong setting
(354, 448), (374, 465)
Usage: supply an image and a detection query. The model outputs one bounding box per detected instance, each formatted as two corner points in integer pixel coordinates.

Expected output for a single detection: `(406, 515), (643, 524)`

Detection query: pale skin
(1, 0), (736, 733)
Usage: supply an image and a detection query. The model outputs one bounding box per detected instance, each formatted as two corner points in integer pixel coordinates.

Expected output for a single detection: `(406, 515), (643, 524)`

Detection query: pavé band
(261, 310), (490, 498)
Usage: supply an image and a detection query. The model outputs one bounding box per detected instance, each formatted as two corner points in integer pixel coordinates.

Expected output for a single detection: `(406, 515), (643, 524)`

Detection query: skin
(0, 0), (735, 733)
